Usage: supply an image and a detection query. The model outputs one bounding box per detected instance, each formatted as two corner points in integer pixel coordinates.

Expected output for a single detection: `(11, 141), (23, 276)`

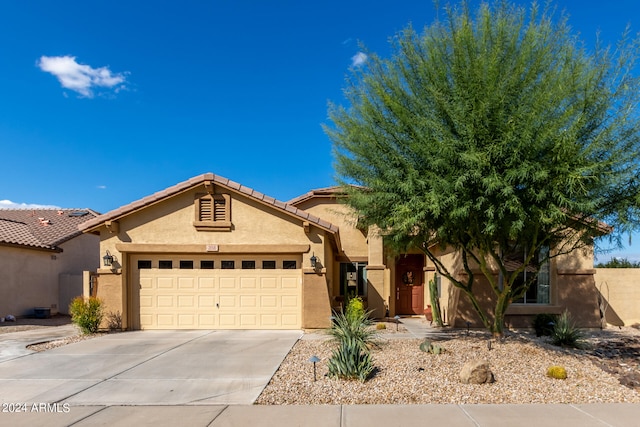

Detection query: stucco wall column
(302, 269), (332, 329)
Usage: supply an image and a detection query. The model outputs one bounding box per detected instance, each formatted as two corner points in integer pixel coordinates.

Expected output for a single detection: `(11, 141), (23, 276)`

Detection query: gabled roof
(0, 209), (100, 251)
(287, 186), (346, 206)
(78, 173), (340, 235)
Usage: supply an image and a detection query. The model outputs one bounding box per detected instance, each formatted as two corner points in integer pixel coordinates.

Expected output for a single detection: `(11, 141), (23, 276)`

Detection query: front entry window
(340, 262), (368, 299)
(508, 245), (551, 304)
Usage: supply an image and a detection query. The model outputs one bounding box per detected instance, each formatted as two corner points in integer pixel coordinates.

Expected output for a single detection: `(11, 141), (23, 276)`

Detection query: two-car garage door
(131, 255), (302, 329)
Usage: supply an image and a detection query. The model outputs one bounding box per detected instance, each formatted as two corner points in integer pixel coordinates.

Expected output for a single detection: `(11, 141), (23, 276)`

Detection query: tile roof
(78, 173), (340, 234)
(0, 209), (100, 251)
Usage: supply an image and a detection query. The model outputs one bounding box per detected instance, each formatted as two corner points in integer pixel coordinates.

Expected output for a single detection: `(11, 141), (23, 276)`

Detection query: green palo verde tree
(326, 1), (640, 336)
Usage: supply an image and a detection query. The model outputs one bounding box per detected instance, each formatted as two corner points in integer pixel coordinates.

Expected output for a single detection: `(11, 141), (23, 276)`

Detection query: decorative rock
(460, 360), (495, 384)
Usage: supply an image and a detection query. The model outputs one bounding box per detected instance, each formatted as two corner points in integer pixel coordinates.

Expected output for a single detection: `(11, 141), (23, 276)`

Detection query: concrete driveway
(0, 329), (300, 405)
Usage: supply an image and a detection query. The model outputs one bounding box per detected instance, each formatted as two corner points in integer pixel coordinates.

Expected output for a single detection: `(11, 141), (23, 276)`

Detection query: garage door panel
(260, 295), (277, 308)
(281, 314), (299, 327)
(137, 257), (302, 330)
(240, 314), (257, 326)
(178, 278), (195, 289)
(260, 277), (277, 289)
(157, 296), (174, 307)
(178, 314), (195, 327)
(281, 277), (298, 288)
(198, 277), (216, 289)
(219, 277), (236, 289)
(198, 295), (215, 307)
(157, 277), (174, 289)
(219, 295), (236, 307)
(178, 295), (195, 307)
(281, 295), (299, 308)
(240, 277), (257, 288)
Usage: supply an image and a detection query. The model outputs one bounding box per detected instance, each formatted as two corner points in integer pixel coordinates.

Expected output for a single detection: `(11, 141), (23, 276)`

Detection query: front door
(395, 254), (424, 315)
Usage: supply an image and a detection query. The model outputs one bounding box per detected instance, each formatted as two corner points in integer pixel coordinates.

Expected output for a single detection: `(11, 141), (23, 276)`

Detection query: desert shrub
(376, 323), (386, 330)
(550, 310), (585, 348)
(106, 311), (122, 331)
(532, 313), (558, 337)
(546, 365), (568, 379)
(327, 310), (376, 352)
(345, 296), (365, 322)
(327, 338), (374, 382)
(326, 309), (377, 381)
(69, 296), (103, 334)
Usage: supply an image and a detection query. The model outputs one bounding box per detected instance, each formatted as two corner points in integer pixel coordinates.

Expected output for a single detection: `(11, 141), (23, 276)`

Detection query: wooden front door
(395, 254), (424, 315)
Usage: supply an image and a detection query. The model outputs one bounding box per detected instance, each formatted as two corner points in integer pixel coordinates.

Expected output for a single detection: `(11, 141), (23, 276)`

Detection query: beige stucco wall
(0, 233), (98, 317)
(594, 268), (640, 326)
(432, 244), (601, 329)
(296, 198), (389, 317)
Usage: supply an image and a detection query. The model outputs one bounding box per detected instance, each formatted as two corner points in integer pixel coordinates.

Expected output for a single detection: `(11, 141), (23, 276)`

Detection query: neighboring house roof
(287, 186), (346, 206)
(0, 209), (100, 251)
(78, 173), (340, 235)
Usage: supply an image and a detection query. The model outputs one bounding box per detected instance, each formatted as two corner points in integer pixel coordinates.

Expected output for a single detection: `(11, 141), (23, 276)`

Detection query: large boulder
(460, 360), (495, 384)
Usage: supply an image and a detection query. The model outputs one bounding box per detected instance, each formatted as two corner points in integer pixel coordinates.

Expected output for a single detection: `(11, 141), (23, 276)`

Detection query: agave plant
(326, 308), (378, 381)
(550, 310), (585, 349)
(326, 309), (377, 351)
(327, 338), (374, 382)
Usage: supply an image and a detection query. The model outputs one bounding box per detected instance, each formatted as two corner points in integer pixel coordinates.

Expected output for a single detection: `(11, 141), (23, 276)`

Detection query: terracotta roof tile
(78, 173), (339, 234)
(0, 209), (99, 250)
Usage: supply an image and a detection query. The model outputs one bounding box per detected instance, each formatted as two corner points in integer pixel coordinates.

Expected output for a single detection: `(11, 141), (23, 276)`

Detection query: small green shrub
(327, 309), (376, 352)
(376, 323), (386, 330)
(345, 296), (365, 322)
(546, 365), (568, 379)
(327, 339), (374, 382)
(69, 296), (103, 334)
(326, 308), (377, 382)
(550, 310), (585, 348)
(532, 313), (558, 337)
(419, 339), (445, 355)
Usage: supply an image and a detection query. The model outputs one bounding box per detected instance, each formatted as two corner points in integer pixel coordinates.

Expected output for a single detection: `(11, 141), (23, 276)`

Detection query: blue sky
(1, 0), (639, 262)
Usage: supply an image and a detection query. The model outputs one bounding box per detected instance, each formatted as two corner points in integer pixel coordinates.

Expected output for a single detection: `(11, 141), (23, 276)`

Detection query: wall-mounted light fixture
(310, 252), (318, 269)
(103, 250), (115, 267)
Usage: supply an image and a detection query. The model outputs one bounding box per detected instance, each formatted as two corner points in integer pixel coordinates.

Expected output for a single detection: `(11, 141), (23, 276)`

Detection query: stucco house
(78, 173), (602, 330)
(0, 208), (100, 317)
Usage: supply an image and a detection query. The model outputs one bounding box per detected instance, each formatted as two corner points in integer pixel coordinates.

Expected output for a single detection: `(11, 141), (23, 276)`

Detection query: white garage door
(132, 255), (302, 329)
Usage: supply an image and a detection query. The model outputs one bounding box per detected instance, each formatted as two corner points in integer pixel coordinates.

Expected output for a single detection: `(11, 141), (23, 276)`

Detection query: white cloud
(97, 185), (107, 190)
(351, 51), (368, 67)
(37, 55), (128, 98)
(0, 200), (61, 209)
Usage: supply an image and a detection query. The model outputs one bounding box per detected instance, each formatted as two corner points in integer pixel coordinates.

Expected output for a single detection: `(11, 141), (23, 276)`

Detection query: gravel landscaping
(256, 322), (640, 405)
(6, 315), (640, 405)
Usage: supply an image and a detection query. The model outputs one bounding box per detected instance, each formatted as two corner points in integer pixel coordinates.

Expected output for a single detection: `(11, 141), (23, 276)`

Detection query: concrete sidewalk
(0, 403), (638, 426)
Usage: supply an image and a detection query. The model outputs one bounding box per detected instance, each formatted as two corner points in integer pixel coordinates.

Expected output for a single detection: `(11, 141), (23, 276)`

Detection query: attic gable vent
(194, 193), (231, 231)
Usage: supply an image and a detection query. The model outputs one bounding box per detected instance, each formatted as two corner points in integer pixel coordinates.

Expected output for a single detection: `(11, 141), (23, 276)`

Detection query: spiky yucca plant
(550, 311), (585, 348)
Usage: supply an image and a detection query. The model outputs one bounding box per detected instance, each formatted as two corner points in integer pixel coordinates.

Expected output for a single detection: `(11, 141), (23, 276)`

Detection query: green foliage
(550, 311), (585, 348)
(546, 365), (568, 380)
(69, 296), (103, 334)
(326, 0), (640, 336)
(326, 310), (377, 381)
(419, 339), (445, 355)
(326, 339), (374, 382)
(532, 313), (558, 337)
(327, 310), (376, 352)
(595, 257), (640, 268)
(429, 279), (444, 327)
(345, 296), (365, 322)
